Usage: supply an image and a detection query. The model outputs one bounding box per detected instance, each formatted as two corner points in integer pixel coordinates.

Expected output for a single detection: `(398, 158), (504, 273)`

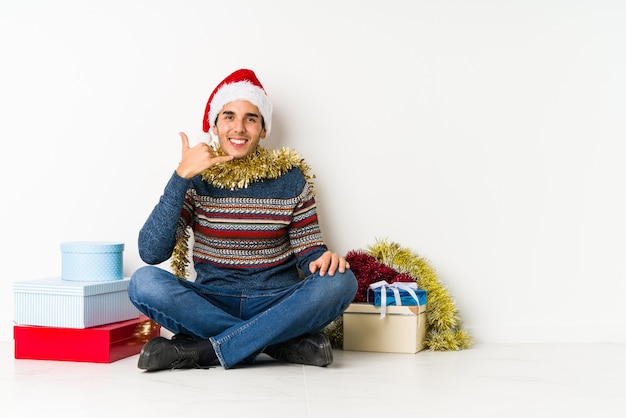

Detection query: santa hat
(202, 69), (273, 141)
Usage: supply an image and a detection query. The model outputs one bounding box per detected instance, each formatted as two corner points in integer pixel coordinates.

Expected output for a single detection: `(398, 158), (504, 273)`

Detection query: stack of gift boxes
(343, 281), (428, 354)
(13, 241), (160, 363)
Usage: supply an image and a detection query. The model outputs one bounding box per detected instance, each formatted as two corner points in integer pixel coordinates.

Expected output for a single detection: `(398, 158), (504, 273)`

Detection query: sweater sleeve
(138, 172), (192, 265)
(289, 180), (328, 274)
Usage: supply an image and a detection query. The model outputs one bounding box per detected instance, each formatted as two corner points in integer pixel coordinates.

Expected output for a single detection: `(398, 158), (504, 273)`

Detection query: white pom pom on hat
(202, 69), (273, 141)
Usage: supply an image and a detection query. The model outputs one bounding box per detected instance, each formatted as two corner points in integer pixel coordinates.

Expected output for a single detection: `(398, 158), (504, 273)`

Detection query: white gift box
(13, 277), (139, 328)
(343, 303), (427, 354)
(61, 241), (124, 282)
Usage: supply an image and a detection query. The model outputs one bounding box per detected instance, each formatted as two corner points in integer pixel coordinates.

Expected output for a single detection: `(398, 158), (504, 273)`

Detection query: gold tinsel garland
(170, 146), (315, 279)
(324, 238), (472, 351)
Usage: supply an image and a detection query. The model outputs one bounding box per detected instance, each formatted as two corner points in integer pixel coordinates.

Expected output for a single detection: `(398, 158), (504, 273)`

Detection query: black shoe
(172, 333), (194, 341)
(267, 332), (333, 367)
(138, 336), (207, 371)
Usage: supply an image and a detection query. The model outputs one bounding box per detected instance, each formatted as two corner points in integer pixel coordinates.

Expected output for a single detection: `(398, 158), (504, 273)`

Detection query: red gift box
(14, 315), (160, 363)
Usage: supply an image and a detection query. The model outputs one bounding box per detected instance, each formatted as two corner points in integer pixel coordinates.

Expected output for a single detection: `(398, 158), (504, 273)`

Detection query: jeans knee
(128, 265), (162, 302)
(320, 269), (358, 304)
(338, 269), (358, 299)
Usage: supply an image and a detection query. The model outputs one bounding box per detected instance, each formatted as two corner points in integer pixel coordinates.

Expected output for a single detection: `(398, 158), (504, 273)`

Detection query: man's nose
(233, 117), (246, 132)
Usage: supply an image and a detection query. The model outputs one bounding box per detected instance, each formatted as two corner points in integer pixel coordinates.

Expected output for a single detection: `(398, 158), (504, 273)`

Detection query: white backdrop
(1, 0), (625, 343)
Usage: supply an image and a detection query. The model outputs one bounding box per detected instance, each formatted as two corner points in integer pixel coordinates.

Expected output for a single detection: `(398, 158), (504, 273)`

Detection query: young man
(129, 69), (357, 371)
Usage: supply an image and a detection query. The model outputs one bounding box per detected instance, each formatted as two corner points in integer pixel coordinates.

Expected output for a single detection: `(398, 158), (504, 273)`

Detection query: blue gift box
(367, 285), (427, 307)
(61, 241), (124, 282)
(13, 277), (139, 328)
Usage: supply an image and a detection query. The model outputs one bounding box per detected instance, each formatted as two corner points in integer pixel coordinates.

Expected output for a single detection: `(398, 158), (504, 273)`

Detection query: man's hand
(175, 132), (233, 179)
(309, 251), (351, 277)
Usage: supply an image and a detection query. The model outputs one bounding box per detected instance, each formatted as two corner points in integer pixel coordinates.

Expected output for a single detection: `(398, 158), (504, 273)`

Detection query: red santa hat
(202, 69), (273, 141)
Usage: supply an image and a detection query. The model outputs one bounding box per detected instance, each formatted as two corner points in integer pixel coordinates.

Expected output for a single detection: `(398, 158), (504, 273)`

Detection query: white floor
(3, 341), (625, 418)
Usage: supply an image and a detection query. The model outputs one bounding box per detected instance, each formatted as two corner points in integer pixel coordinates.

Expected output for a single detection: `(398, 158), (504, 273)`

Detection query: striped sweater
(138, 167), (328, 290)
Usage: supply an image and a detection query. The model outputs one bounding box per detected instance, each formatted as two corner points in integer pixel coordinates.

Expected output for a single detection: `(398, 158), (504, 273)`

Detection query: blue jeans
(128, 266), (357, 369)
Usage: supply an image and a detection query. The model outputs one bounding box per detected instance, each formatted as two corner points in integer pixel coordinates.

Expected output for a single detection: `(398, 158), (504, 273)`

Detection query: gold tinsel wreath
(170, 146), (315, 279)
(324, 238), (472, 351)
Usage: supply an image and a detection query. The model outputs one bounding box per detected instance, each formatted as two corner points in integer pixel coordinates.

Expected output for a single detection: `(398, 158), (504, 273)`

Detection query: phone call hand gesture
(175, 132), (233, 179)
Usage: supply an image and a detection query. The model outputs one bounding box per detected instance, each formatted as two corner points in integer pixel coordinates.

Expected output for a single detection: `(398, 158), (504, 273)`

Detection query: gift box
(343, 303), (427, 353)
(367, 286), (427, 307)
(61, 241), (124, 282)
(14, 315), (160, 363)
(13, 277), (139, 328)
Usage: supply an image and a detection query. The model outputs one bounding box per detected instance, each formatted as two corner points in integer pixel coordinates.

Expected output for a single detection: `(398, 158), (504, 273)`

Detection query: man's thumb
(179, 132), (190, 150)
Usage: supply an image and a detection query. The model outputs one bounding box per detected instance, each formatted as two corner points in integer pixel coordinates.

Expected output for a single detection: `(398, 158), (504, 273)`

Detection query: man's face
(212, 100), (266, 159)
